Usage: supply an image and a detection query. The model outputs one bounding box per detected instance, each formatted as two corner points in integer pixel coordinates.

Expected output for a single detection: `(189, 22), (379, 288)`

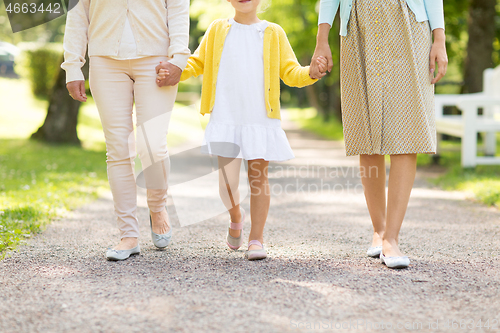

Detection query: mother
(62, 0), (190, 260)
(310, 0), (448, 268)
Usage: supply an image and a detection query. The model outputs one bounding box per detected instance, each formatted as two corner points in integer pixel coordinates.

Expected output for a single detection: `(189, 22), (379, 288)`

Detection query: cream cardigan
(62, 0), (190, 83)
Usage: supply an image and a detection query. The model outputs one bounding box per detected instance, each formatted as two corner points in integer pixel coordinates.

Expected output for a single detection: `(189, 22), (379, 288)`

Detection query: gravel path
(1, 116), (499, 333)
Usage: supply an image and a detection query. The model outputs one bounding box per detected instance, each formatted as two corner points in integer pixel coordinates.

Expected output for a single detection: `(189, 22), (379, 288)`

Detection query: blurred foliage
(16, 44), (62, 98)
(0, 1), (67, 44)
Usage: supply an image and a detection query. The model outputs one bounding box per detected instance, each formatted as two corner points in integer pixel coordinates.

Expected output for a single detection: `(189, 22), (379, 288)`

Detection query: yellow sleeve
(278, 26), (318, 88)
(180, 23), (212, 81)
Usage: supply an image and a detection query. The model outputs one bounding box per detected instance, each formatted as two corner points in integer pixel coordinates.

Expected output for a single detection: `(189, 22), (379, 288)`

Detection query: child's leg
(247, 159), (270, 250)
(359, 154), (386, 248)
(218, 157), (243, 237)
(384, 154), (417, 257)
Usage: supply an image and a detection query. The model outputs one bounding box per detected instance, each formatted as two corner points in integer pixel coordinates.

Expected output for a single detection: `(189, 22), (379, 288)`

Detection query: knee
(136, 140), (168, 169)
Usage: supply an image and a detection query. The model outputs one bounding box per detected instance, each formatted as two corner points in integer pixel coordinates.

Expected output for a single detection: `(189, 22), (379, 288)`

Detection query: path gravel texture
(1, 116), (499, 333)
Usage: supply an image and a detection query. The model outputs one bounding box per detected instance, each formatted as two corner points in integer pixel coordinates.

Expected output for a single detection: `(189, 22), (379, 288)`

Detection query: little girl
(157, 0), (327, 260)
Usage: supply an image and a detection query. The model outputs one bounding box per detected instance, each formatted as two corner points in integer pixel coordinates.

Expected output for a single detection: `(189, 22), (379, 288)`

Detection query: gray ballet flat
(106, 245), (140, 261)
(226, 207), (245, 250)
(380, 252), (410, 269)
(150, 215), (172, 249)
(367, 246), (382, 257)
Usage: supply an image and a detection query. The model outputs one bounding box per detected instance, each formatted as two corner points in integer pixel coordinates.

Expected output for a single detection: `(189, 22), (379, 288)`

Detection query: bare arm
(310, 23), (333, 79)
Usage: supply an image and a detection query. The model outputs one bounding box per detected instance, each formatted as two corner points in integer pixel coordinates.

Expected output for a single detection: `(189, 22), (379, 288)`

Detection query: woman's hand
(66, 80), (87, 102)
(155, 61), (182, 87)
(430, 28), (448, 84)
(156, 69), (170, 86)
(310, 23), (334, 80)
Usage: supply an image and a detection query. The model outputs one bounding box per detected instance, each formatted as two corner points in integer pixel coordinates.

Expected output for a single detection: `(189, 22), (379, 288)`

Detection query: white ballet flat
(106, 245), (141, 261)
(367, 246), (382, 257)
(380, 252), (410, 269)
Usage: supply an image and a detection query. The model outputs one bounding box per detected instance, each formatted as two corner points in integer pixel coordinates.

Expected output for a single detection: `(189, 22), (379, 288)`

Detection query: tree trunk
(463, 0), (496, 93)
(31, 54), (89, 145)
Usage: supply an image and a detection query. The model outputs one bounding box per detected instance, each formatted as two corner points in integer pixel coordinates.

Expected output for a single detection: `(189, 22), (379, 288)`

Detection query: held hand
(316, 56), (328, 74)
(155, 61), (182, 87)
(310, 42), (333, 79)
(66, 80), (87, 102)
(430, 29), (448, 84)
(156, 69), (170, 87)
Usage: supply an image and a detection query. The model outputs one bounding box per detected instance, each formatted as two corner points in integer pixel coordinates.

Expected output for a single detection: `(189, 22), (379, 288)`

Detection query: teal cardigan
(318, 0), (445, 36)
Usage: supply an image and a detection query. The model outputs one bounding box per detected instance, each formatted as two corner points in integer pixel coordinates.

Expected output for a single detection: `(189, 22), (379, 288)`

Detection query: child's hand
(316, 56), (328, 74)
(156, 68), (170, 87)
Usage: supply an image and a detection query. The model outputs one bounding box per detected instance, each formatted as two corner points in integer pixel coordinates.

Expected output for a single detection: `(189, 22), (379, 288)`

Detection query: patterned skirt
(340, 0), (436, 156)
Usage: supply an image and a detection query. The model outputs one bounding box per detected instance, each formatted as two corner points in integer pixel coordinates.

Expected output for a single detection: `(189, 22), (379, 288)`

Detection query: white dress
(203, 19), (295, 162)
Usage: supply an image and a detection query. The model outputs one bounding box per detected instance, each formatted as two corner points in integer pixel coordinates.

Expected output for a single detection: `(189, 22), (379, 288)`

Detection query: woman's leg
(384, 154), (417, 257)
(132, 57), (177, 235)
(359, 154), (386, 248)
(218, 157), (243, 237)
(247, 159), (270, 250)
(89, 57), (138, 250)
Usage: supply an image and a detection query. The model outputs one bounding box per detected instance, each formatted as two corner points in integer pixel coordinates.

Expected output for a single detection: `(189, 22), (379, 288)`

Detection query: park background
(0, 0), (499, 257)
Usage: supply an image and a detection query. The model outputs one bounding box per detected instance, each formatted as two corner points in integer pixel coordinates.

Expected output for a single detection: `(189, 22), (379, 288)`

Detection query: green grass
(0, 139), (108, 256)
(437, 165), (500, 206)
(0, 77), (204, 257)
(286, 107), (344, 140)
(426, 141), (500, 208)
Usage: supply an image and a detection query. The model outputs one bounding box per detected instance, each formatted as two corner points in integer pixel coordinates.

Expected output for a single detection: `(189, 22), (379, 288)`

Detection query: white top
(203, 19), (294, 161)
(109, 17), (146, 60)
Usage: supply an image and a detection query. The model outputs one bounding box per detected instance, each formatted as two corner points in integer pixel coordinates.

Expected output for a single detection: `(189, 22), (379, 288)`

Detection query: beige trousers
(89, 56), (177, 239)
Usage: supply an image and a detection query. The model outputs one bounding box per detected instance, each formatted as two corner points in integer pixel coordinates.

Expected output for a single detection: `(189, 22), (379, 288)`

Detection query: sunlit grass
(287, 107), (344, 141)
(428, 140), (500, 208)
(0, 139), (108, 256)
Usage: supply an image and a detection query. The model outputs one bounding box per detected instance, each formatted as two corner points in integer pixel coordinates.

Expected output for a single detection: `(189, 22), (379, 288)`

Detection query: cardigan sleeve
(166, 0), (191, 70)
(277, 26), (318, 88)
(61, 0), (90, 83)
(423, 0), (445, 31)
(318, 0), (340, 26)
(180, 22), (212, 81)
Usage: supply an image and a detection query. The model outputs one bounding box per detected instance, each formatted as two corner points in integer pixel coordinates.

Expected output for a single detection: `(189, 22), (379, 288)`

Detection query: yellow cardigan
(180, 19), (318, 119)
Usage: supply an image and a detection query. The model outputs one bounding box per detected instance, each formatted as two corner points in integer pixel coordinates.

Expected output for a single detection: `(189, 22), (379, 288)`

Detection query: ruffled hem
(202, 122), (295, 162)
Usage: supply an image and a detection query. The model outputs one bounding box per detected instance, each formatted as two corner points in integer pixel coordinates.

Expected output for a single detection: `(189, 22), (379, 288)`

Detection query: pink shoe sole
(247, 250), (267, 261)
